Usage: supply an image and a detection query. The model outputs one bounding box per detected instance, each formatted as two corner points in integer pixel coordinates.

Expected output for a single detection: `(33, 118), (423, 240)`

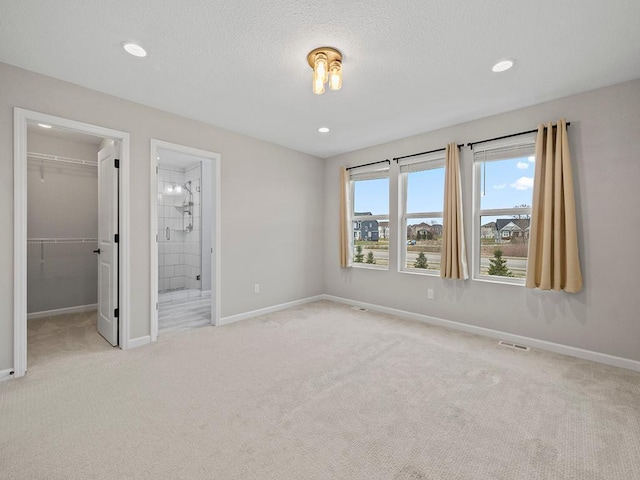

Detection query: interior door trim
(149, 139), (221, 341)
(12, 108), (131, 378)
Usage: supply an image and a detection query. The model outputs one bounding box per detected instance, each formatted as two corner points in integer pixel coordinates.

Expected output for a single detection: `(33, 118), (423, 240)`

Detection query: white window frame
(472, 133), (536, 285)
(398, 152), (445, 275)
(350, 164), (390, 270)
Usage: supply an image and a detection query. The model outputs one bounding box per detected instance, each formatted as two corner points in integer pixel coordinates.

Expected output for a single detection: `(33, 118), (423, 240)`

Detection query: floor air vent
(351, 306), (368, 312)
(498, 340), (530, 351)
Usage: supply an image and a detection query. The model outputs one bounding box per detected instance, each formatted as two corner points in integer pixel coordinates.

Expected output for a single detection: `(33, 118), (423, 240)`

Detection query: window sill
(352, 263), (388, 271)
(473, 274), (525, 286)
(399, 269), (440, 277)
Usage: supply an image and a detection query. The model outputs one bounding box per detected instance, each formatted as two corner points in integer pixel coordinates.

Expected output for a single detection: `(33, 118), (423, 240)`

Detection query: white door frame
(149, 139), (221, 341)
(13, 108), (131, 378)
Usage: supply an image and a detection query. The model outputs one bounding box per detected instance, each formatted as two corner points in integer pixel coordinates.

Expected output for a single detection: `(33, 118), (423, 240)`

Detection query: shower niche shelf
(174, 203), (194, 214)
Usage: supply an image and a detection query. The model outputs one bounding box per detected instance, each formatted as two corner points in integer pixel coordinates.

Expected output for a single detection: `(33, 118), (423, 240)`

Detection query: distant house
(378, 220), (389, 240)
(496, 218), (530, 240)
(408, 222), (442, 239)
(353, 212), (379, 241)
(481, 221), (498, 239)
(430, 224), (443, 237)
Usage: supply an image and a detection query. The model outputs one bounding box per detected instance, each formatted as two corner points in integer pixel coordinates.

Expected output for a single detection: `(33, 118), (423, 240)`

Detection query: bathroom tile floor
(158, 292), (212, 335)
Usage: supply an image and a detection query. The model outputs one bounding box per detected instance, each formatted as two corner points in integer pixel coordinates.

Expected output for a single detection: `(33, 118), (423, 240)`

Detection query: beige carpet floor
(1, 300), (639, 479)
(26, 310), (114, 367)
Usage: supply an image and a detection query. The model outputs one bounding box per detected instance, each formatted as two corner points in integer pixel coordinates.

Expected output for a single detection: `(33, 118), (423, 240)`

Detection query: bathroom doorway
(150, 140), (220, 339)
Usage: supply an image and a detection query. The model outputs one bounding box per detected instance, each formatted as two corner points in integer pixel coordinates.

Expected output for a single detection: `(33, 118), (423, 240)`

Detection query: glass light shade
(313, 75), (325, 95)
(329, 61), (342, 90)
(314, 53), (328, 84)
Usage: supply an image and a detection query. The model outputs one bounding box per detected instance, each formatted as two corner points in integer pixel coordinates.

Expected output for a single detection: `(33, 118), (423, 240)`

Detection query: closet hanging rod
(27, 237), (98, 244)
(27, 152), (98, 168)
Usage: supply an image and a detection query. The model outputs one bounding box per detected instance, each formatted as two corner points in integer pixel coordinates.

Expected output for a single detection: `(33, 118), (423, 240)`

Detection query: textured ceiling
(2, 1), (639, 158)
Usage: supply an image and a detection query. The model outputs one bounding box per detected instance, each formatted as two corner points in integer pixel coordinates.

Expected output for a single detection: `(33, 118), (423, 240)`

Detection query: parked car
(406, 240), (416, 245)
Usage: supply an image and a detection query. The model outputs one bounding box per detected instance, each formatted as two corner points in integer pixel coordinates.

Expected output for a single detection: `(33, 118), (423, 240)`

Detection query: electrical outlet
(254, 283), (260, 294)
(427, 288), (434, 299)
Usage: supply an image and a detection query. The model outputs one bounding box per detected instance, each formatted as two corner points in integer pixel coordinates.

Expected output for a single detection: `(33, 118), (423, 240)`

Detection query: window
(350, 165), (389, 268)
(473, 133), (536, 283)
(399, 152), (445, 274)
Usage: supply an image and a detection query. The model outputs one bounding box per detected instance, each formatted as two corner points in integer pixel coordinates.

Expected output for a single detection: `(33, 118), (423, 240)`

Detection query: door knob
(93, 248), (101, 254)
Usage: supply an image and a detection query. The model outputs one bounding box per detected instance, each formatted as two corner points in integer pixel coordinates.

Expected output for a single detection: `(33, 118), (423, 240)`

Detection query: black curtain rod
(346, 159), (391, 171)
(393, 144), (464, 163)
(467, 122), (571, 149)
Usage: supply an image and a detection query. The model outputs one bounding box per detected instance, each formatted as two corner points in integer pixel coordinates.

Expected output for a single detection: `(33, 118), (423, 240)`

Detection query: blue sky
(354, 178), (389, 215)
(353, 155), (535, 223)
(480, 156), (535, 210)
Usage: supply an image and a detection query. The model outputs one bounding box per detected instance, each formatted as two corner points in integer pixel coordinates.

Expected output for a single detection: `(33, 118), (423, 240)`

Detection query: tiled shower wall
(158, 164), (201, 292)
(184, 164), (202, 289)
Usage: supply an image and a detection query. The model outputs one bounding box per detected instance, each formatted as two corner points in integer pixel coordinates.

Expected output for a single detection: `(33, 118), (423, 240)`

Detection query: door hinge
(156, 234), (158, 242)
(114, 308), (119, 318)
(156, 166), (158, 174)
(114, 234), (119, 243)
(114, 158), (120, 168)
(156, 302), (158, 310)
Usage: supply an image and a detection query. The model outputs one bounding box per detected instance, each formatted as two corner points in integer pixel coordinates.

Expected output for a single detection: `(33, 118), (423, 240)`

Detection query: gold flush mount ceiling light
(307, 47), (343, 94)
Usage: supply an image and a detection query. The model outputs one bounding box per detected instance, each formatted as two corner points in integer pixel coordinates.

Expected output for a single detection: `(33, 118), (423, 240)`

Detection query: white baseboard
(27, 303), (98, 320)
(0, 368), (15, 383)
(219, 295), (325, 326)
(322, 295), (640, 373)
(128, 335), (151, 348)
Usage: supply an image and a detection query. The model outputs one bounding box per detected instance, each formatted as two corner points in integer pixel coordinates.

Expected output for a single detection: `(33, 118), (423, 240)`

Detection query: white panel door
(97, 144), (119, 346)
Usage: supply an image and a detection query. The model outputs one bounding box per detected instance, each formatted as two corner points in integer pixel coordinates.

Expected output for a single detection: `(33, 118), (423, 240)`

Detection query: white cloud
(528, 155), (535, 163)
(516, 161), (529, 169)
(493, 183), (506, 189)
(510, 176), (534, 190)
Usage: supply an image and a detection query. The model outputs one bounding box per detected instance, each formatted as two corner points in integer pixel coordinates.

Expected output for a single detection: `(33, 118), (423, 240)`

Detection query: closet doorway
(13, 109), (131, 378)
(149, 140), (220, 339)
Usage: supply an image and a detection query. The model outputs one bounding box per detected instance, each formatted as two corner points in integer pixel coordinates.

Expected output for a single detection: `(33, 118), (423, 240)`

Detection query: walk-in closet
(26, 124), (112, 366)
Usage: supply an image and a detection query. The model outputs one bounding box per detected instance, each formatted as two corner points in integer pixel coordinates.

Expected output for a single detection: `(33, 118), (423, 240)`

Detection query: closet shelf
(27, 152), (98, 168)
(27, 237), (98, 244)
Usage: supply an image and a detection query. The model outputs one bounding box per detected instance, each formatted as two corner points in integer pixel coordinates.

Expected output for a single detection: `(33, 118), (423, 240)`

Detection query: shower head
(183, 181), (193, 194)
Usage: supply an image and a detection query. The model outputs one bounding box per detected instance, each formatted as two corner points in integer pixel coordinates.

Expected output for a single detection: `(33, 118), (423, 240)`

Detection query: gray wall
(0, 62), (325, 370)
(324, 79), (640, 362)
(27, 132), (99, 313)
(3, 59), (638, 371)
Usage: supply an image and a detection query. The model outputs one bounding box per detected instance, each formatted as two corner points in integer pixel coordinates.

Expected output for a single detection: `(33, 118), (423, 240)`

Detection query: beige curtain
(339, 167), (352, 267)
(526, 119), (582, 292)
(441, 143), (468, 279)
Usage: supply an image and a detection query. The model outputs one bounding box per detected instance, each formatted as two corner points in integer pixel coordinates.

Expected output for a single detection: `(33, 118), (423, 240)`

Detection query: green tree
(487, 248), (513, 277)
(414, 251), (428, 269)
(354, 245), (364, 263)
(365, 251), (376, 264)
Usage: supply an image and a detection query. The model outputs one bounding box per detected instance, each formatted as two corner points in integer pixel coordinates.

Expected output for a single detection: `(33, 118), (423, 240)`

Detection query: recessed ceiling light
(38, 123), (52, 129)
(122, 42), (147, 58)
(318, 127), (330, 133)
(492, 59), (515, 73)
